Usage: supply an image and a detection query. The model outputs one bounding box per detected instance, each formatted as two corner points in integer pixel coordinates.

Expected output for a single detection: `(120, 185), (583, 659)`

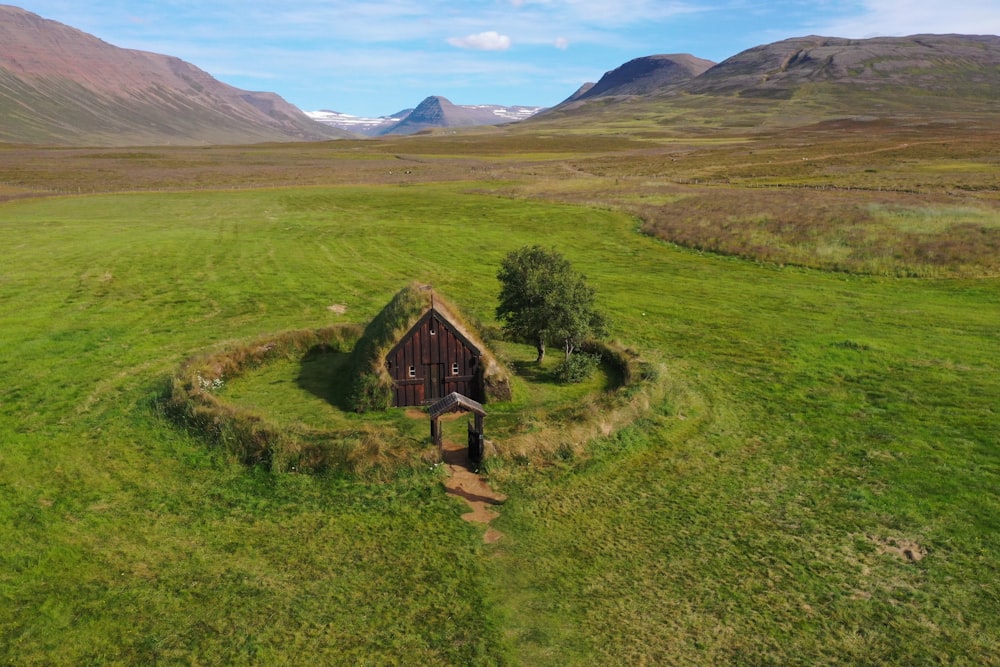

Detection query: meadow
(1, 120), (998, 665)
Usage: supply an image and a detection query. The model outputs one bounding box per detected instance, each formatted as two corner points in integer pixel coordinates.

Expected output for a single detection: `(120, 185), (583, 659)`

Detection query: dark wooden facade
(385, 308), (482, 407)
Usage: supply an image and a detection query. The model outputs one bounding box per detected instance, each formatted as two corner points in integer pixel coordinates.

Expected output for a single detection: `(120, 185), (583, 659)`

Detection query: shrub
(555, 351), (601, 383)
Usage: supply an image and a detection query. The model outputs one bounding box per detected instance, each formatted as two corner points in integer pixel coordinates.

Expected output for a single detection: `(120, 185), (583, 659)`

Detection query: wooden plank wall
(387, 311), (481, 406)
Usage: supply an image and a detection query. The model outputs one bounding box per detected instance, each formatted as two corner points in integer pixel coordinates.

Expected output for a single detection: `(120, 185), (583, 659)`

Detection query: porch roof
(428, 392), (486, 419)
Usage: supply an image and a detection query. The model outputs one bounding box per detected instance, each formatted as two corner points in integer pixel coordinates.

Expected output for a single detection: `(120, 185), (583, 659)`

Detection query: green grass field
(2, 133), (998, 665)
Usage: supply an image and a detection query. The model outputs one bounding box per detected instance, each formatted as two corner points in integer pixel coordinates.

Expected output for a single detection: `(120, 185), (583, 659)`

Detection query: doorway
(424, 363), (445, 401)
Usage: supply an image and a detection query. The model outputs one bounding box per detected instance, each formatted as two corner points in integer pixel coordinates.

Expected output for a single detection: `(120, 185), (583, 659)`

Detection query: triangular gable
(386, 306), (481, 361)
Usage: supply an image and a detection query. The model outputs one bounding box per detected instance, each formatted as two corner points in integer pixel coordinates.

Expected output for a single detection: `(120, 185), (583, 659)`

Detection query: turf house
(349, 283), (511, 412)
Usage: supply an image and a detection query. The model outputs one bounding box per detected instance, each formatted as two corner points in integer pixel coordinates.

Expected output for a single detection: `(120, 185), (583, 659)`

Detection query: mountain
(685, 34), (1000, 100)
(563, 82), (595, 103)
(0, 5), (347, 145)
(375, 96), (543, 136)
(561, 54), (715, 104)
(7, 4), (996, 146)
(540, 34), (1000, 127)
(309, 98), (543, 137)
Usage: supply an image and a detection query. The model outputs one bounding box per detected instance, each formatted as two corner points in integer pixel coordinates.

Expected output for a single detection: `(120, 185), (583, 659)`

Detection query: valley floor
(1, 127), (997, 664)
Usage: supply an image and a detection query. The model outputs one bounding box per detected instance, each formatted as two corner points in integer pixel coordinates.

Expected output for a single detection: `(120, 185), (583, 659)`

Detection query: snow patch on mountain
(307, 102), (544, 136)
(305, 110), (409, 135)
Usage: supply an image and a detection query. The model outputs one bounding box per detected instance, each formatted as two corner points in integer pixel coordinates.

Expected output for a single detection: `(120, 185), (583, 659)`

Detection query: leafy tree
(496, 245), (607, 365)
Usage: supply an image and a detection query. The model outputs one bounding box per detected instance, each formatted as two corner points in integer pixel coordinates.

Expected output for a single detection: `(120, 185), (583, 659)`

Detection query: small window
(452, 362), (460, 375)
(408, 365), (416, 378)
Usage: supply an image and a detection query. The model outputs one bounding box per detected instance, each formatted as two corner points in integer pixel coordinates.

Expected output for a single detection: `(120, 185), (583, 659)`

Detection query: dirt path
(441, 439), (507, 544)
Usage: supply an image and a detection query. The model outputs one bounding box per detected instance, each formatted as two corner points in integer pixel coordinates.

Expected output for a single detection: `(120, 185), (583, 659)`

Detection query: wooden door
(425, 363), (445, 401)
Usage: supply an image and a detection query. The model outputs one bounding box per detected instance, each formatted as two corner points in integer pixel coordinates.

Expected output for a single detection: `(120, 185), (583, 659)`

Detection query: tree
(496, 246), (607, 365)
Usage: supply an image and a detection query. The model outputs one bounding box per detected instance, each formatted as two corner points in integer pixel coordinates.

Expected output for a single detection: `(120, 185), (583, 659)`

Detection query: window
(452, 362), (460, 375)
(408, 365), (416, 378)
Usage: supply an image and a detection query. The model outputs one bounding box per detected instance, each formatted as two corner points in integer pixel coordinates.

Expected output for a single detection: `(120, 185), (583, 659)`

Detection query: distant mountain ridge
(685, 34), (1000, 99)
(308, 97), (544, 136)
(3, 4), (999, 146)
(545, 33), (1000, 123)
(0, 5), (345, 145)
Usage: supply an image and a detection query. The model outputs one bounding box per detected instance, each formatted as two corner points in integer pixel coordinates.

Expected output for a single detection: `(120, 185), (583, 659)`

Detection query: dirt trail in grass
(441, 439), (507, 544)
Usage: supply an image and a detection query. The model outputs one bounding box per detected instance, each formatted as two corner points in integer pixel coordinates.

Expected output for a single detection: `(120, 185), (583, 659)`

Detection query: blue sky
(14, 1), (1000, 117)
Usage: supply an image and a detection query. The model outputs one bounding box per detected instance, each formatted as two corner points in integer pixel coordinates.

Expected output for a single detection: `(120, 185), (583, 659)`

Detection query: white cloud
(506, 0), (701, 27)
(811, 0), (1000, 37)
(447, 31), (513, 51)
(554, 37), (570, 50)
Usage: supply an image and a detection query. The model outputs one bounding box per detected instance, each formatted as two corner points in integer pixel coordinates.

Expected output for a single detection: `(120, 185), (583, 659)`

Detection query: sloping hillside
(686, 34), (1000, 101)
(532, 34), (1000, 130)
(0, 5), (346, 145)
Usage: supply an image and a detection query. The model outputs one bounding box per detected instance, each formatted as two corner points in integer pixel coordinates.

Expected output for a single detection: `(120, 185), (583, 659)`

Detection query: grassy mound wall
(161, 325), (407, 474)
(486, 340), (671, 468)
